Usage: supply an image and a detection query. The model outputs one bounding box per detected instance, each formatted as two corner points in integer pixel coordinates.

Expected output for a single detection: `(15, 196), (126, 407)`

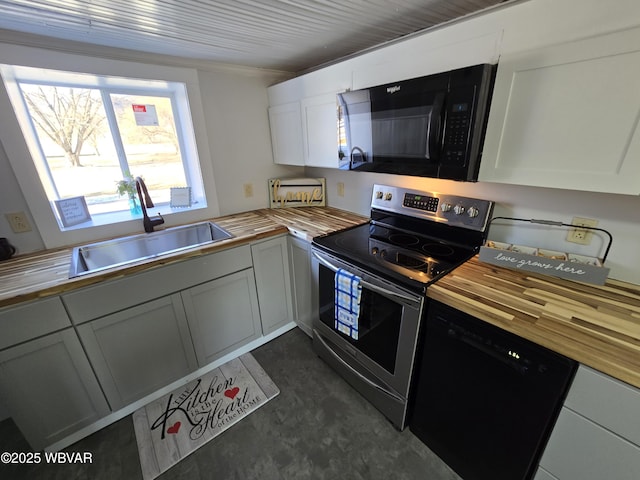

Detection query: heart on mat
(167, 421), (181, 435)
(224, 386), (240, 399)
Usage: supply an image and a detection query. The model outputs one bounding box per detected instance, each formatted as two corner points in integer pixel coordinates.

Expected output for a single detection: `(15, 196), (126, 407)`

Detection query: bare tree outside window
(22, 86), (107, 167)
(19, 85), (187, 215)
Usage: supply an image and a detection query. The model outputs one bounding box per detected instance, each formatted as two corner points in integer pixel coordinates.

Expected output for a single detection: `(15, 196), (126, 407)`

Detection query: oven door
(311, 247), (424, 429)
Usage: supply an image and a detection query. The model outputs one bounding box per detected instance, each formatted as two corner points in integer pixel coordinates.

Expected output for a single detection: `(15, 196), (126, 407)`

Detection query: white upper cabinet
(268, 66), (350, 168)
(351, 30), (503, 89)
(268, 93), (341, 168)
(301, 93), (339, 168)
(268, 101), (305, 166)
(480, 27), (640, 194)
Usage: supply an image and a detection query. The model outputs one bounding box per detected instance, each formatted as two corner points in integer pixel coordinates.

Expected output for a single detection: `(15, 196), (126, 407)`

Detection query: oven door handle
(313, 251), (418, 304)
(313, 329), (404, 403)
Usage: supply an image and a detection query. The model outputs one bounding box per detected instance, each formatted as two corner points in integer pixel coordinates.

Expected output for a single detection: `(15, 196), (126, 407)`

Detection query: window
(1, 65), (206, 230)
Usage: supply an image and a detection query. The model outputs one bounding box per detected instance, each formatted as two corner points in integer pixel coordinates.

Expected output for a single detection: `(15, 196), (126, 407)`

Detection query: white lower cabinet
(0, 328), (110, 450)
(534, 467), (558, 480)
(287, 236), (313, 336)
(0, 237), (297, 450)
(182, 269), (262, 366)
(537, 366), (640, 480)
(77, 294), (198, 411)
(251, 235), (294, 335)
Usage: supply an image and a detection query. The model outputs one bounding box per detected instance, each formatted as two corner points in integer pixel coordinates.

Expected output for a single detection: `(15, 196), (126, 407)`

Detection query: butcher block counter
(1, 206), (639, 389)
(0, 207), (368, 308)
(428, 257), (640, 389)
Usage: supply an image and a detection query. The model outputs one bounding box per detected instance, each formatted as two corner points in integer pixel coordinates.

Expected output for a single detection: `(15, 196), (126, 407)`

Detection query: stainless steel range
(311, 184), (494, 429)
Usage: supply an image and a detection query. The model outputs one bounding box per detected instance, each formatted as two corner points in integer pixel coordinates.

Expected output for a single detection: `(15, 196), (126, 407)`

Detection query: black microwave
(337, 63), (496, 181)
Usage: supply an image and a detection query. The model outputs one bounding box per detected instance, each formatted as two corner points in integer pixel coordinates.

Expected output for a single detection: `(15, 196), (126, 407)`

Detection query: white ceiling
(0, 0), (520, 73)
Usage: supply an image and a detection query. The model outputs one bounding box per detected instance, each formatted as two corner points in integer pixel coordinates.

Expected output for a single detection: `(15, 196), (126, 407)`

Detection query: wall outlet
(566, 217), (598, 245)
(5, 212), (32, 233)
(337, 182), (345, 197)
(243, 183), (253, 198)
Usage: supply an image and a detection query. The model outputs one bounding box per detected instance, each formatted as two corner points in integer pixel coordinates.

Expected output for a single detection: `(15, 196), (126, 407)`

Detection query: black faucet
(135, 176), (165, 233)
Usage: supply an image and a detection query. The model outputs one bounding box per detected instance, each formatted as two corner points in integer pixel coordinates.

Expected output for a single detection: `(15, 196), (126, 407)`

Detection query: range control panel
(371, 184), (494, 231)
(403, 193), (440, 212)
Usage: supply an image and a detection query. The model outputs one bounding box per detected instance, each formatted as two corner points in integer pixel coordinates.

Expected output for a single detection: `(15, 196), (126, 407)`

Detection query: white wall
(0, 141), (44, 252)
(197, 70), (301, 216)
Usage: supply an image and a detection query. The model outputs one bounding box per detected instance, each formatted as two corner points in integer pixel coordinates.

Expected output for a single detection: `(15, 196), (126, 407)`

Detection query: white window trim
(0, 43), (220, 249)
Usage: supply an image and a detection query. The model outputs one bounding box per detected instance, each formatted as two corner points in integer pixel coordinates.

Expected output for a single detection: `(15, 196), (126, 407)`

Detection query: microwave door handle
(312, 251), (417, 303)
(426, 92), (445, 159)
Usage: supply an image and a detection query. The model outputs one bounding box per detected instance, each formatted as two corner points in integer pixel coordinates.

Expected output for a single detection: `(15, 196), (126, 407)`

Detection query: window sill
(60, 201), (207, 232)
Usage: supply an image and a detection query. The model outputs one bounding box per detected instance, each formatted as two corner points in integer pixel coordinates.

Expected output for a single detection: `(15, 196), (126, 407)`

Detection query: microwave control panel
(443, 86), (475, 166)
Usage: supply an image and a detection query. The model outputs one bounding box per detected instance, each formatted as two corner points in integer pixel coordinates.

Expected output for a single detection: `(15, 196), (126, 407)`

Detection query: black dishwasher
(410, 300), (577, 480)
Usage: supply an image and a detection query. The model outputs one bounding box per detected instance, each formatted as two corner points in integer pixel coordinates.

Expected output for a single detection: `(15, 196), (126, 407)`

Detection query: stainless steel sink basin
(69, 221), (233, 278)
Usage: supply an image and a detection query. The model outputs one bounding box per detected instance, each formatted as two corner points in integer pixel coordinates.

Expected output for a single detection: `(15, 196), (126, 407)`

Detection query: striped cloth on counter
(335, 268), (362, 340)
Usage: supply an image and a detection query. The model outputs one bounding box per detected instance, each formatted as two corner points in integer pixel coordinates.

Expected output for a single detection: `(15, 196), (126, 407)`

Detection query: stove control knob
(467, 206), (479, 218)
(376, 191), (384, 200)
(384, 192), (393, 201)
(453, 204), (465, 215)
(440, 203), (452, 212)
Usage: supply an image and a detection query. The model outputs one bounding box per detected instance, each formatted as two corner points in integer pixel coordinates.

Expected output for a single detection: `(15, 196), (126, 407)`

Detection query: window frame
(13, 73), (205, 222)
(0, 44), (219, 249)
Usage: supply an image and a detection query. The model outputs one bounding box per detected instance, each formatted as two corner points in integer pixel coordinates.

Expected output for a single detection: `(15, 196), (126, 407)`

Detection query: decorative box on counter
(478, 217), (612, 285)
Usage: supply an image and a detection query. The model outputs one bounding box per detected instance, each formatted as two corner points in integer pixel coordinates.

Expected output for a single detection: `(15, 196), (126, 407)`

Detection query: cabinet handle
(312, 251), (419, 304)
(313, 329), (404, 403)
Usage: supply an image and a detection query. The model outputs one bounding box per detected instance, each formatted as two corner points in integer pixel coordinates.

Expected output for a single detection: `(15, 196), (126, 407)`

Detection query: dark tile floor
(0, 328), (460, 480)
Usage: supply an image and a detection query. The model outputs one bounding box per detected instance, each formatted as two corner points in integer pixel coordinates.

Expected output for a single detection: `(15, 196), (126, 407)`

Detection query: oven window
(318, 264), (402, 374)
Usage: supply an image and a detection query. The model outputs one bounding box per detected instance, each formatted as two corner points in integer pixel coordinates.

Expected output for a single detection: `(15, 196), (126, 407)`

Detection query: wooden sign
(479, 245), (610, 285)
(54, 196), (91, 227)
(269, 178), (326, 208)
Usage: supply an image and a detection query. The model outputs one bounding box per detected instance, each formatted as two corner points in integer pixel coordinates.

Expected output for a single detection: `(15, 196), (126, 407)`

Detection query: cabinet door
(533, 467), (558, 480)
(480, 27), (640, 194)
(0, 329), (109, 450)
(539, 407), (640, 480)
(77, 294), (197, 410)
(182, 269), (261, 366)
(268, 101), (304, 166)
(288, 236), (313, 337)
(301, 93), (339, 168)
(251, 236), (294, 335)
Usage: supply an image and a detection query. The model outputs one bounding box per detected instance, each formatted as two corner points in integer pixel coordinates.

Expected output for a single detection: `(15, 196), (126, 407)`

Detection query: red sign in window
(132, 104), (147, 113)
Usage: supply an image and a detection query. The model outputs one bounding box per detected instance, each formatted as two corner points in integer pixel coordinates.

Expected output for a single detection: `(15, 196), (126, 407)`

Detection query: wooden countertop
(1, 206), (639, 389)
(428, 257), (640, 389)
(0, 207), (368, 308)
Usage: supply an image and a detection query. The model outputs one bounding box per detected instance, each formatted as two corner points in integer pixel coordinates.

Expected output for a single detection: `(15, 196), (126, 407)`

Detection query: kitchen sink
(69, 221), (233, 278)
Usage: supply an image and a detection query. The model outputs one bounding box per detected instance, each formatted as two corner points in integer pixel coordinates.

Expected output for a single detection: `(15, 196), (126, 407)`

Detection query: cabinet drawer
(540, 408), (640, 480)
(0, 297), (71, 350)
(565, 366), (640, 446)
(63, 245), (252, 323)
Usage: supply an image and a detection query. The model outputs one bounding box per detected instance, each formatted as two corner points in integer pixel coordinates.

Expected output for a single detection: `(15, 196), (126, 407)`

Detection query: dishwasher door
(409, 300), (577, 480)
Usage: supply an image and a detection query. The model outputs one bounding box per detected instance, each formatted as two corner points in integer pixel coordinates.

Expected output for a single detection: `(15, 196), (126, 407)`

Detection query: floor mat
(133, 353), (279, 480)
